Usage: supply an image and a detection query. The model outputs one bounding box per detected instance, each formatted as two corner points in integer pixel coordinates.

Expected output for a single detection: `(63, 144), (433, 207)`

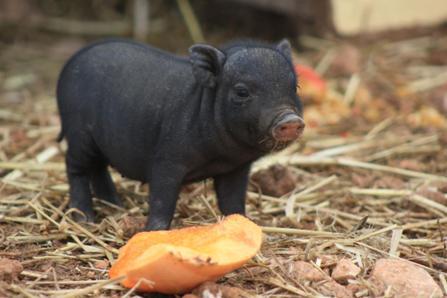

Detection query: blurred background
(1, 1), (447, 297)
(1, 0), (447, 132)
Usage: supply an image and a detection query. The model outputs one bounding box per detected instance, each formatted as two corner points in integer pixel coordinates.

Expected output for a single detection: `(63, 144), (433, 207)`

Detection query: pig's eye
(234, 84), (250, 98)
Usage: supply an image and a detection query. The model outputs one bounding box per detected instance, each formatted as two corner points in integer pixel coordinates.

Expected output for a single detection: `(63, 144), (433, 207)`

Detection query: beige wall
(332, 0), (447, 35)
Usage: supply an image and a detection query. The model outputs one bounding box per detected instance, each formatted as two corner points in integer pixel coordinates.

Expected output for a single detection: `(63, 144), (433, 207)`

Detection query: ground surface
(0, 26), (447, 297)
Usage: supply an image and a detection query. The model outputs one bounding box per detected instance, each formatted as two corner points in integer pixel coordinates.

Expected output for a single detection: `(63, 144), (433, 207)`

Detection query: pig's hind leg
(65, 157), (95, 222)
(64, 135), (100, 222)
(90, 165), (122, 207)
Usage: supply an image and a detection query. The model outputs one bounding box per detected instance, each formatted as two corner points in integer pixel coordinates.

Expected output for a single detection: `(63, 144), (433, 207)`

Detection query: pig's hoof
(144, 219), (170, 231)
(69, 209), (95, 223)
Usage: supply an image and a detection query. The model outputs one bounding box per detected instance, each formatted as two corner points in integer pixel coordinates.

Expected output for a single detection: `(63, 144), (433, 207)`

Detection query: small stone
(351, 173), (375, 188)
(94, 259), (109, 270)
(416, 186), (447, 205)
(374, 176), (405, 189)
(346, 283), (365, 295)
(0, 258), (23, 282)
(250, 165), (297, 197)
(317, 280), (353, 298)
(369, 258), (443, 298)
(397, 159), (424, 171)
(331, 259), (361, 282)
(292, 261), (326, 282)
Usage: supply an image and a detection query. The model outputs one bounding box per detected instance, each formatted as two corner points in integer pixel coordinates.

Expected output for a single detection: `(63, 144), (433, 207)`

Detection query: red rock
(250, 165), (297, 197)
(346, 283), (365, 295)
(369, 258), (443, 298)
(94, 259), (109, 270)
(416, 186), (447, 205)
(0, 258), (23, 282)
(292, 261), (326, 282)
(317, 280), (353, 298)
(331, 259), (361, 282)
(397, 159), (424, 171)
(351, 173), (375, 188)
(374, 176), (405, 189)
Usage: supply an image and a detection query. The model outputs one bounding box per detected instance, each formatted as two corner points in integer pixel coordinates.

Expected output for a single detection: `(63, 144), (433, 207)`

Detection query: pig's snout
(272, 113), (305, 142)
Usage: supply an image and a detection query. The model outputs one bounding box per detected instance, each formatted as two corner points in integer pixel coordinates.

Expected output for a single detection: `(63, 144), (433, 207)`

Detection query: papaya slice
(109, 214), (262, 294)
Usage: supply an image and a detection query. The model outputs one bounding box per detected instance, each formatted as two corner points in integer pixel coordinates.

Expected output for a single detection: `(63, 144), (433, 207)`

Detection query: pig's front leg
(145, 163), (186, 231)
(214, 163), (251, 216)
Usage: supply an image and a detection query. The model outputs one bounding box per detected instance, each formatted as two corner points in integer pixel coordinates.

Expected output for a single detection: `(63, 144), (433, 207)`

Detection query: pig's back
(57, 40), (194, 180)
(57, 39), (190, 117)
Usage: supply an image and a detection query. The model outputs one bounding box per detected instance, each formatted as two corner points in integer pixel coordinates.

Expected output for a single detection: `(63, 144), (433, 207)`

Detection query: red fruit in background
(294, 64), (327, 98)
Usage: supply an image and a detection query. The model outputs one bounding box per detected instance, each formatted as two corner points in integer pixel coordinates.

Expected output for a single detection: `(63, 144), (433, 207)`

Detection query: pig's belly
(99, 144), (149, 182)
(108, 158), (148, 182)
(184, 160), (242, 183)
(110, 160), (237, 184)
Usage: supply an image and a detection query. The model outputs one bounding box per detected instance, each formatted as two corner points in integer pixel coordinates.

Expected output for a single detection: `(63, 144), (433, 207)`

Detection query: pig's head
(189, 39), (304, 152)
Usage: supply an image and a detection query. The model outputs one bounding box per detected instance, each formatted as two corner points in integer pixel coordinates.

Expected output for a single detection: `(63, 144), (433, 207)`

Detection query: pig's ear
(189, 44), (226, 88)
(276, 39), (293, 61)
